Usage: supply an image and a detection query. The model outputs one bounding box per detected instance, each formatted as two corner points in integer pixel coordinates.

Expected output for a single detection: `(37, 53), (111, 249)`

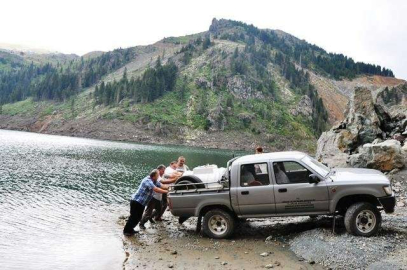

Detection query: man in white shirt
(176, 156), (190, 173)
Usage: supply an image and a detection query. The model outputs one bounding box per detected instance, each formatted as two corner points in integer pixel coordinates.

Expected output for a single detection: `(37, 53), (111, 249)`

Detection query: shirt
(163, 167), (176, 179)
(152, 176), (163, 201)
(131, 176), (161, 206)
(176, 164), (190, 173)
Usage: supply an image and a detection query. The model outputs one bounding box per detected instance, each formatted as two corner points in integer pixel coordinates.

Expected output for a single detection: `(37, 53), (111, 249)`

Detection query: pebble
(170, 250), (177, 255)
(167, 263), (174, 268)
(221, 262), (228, 265)
(260, 252), (269, 257)
(265, 264), (274, 268)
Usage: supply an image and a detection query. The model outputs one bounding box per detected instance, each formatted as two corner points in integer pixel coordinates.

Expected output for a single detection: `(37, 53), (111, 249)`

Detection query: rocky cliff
(317, 83), (407, 171)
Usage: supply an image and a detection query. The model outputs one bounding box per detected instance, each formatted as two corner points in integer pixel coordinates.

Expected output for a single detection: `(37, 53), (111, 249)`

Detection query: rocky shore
(0, 114), (315, 152)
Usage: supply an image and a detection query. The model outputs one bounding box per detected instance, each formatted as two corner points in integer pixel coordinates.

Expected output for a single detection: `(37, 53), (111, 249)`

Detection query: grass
(2, 98), (36, 116)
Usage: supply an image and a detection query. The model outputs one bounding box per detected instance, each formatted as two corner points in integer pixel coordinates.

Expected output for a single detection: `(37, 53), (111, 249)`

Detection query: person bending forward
(123, 169), (168, 236)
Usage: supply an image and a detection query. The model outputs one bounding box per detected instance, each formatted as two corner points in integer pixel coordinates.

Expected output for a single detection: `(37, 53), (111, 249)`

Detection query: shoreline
(0, 115), (316, 153)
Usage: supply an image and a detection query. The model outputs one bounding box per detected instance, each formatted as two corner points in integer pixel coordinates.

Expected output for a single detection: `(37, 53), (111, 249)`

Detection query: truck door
(235, 162), (275, 216)
(272, 161), (329, 214)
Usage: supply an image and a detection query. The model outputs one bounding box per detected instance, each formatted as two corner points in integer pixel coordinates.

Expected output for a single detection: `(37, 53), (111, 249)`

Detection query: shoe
(139, 224), (146, 230)
(149, 218), (156, 224)
(123, 230), (137, 236)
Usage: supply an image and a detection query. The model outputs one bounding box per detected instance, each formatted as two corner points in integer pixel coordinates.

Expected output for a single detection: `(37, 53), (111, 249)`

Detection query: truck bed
(168, 184), (232, 217)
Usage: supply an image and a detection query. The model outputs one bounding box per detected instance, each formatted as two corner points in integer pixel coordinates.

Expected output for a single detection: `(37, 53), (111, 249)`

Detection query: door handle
(241, 191), (249, 195)
(278, 188), (287, 193)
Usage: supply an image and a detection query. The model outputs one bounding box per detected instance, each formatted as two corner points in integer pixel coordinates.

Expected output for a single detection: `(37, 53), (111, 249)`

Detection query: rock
(170, 250), (177, 255)
(265, 264), (274, 269)
(396, 201), (405, 207)
(220, 262), (228, 266)
(309, 260), (315, 265)
(167, 263), (174, 268)
(349, 140), (405, 171)
(260, 252), (269, 257)
(207, 105), (226, 131)
(195, 77), (212, 89)
(215, 256), (220, 259)
(227, 76), (263, 99)
(274, 261), (281, 266)
(291, 95), (313, 119)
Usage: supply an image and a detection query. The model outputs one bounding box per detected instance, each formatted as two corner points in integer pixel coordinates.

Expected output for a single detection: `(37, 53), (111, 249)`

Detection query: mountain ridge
(0, 18), (404, 152)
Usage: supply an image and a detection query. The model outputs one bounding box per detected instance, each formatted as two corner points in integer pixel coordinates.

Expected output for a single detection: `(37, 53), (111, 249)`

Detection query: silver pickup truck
(168, 151), (396, 239)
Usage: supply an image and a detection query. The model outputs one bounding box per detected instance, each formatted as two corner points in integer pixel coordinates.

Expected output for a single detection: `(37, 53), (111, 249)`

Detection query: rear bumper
(378, 194), (396, 213)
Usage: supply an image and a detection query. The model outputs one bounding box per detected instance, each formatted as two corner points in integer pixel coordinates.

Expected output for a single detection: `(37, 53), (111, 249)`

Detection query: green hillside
(0, 19), (397, 151)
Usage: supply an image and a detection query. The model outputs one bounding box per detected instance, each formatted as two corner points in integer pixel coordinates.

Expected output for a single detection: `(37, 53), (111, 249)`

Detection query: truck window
(240, 163), (270, 187)
(273, 161), (312, 184)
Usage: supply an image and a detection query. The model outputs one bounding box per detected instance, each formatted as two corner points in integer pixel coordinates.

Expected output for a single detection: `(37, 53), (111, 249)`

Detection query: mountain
(0, 18), (404, 152)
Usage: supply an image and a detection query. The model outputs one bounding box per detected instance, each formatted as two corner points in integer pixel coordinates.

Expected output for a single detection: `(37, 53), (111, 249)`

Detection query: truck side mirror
(309, 174), (320, 184)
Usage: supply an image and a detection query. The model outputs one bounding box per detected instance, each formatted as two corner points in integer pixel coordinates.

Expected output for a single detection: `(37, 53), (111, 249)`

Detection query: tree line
(212, 19), (394, 79)
(94, 58), (178, 106)
(0, 48), (135, 104)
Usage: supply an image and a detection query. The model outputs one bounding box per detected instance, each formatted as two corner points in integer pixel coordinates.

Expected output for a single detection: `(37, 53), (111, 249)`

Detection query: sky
(1, 0), (407, 79)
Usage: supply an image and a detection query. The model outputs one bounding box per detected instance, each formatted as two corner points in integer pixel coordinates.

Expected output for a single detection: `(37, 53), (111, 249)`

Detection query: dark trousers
(123, 200), (145, 233)
(140, 198), (162, 225)
(157, 193), (168, 219)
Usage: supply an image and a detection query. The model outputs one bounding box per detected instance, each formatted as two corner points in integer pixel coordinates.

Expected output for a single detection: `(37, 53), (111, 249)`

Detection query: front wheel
(202, 209), (235, 239)
(344, 202), (381, 237)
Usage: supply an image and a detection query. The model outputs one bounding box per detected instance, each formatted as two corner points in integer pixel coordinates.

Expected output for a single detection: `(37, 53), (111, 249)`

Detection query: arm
(153, 186), (168, 194)
(160, 172), (182, 184)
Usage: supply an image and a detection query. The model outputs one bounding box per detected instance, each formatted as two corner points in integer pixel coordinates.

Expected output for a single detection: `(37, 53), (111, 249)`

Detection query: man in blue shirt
(123, 169), (168, 236)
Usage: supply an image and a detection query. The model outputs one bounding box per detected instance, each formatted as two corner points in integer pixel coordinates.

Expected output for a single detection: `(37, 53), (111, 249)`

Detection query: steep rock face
(291, 95), (313, 120)
(316, 86), (407, 171)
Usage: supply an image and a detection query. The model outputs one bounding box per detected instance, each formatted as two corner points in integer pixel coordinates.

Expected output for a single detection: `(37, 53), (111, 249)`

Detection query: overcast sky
(1, 0), (406, 79)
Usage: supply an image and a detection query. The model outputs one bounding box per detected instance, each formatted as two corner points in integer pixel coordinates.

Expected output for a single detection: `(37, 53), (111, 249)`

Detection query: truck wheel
(174, 176), (205, 190)
(344, 202), (381, 237)
(203, 209), (235, 239)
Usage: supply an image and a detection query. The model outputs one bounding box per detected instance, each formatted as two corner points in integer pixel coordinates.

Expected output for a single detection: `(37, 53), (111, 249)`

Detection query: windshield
(301, 155), (330, 177)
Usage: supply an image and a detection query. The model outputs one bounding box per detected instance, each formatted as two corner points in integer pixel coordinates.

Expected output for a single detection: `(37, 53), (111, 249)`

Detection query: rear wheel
(344, 202), (381, 237)
(202, 209), (235, 239)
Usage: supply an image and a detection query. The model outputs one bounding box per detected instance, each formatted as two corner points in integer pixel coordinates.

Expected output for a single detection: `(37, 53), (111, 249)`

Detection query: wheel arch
(197, 204), (236, 218)
(334, 194), (380, 215)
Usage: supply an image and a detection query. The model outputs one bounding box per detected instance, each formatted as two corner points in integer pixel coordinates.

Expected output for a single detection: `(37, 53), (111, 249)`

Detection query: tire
(344, 202), (381, 237)
(202, 209), (236, 239)
(174, 176), (205, 190)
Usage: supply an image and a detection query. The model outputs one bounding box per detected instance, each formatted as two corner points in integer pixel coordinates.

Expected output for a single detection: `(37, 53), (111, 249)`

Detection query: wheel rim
(356, 210), (376, 233)
(208, 215), (228, 236)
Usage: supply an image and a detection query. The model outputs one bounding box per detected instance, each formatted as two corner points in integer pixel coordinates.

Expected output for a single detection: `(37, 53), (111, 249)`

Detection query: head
(177, 156), (186, 167)
(170, 161), (177, 170)
(255, 146), (263, 154)
(156, 164), (166, 176)
(149, 169), (159, 181)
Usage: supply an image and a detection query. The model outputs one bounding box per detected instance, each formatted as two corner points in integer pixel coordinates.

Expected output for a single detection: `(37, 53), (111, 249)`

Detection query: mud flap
(196, 215), (202, 233)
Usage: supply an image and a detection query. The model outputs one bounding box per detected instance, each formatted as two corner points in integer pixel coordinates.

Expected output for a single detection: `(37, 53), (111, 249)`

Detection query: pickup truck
(168, 151), (396, 239)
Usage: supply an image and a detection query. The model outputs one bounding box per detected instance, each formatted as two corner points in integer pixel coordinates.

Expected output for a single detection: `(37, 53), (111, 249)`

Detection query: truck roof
(234, 151), (307, 163)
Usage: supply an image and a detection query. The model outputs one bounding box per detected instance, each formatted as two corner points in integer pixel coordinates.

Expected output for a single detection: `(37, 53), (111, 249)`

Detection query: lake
(0, 129), (240, 270)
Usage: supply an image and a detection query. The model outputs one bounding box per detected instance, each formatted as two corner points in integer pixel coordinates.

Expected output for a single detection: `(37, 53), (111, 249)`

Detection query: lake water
(0, 129), (240, 270)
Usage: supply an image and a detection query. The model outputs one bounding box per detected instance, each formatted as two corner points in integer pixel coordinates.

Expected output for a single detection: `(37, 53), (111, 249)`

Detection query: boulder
(316, 129), (355, 167)
(317, 86), (406, 171)
(348, 140), (406, 171)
